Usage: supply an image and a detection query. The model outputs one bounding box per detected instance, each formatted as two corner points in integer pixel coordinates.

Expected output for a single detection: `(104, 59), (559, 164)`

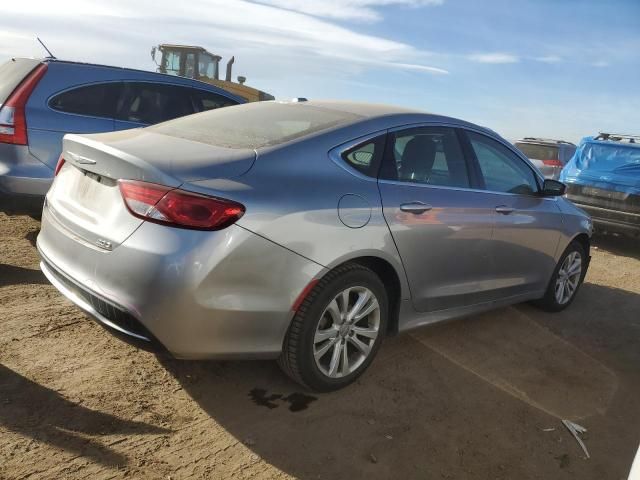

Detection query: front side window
(116, 82), (195, 125)
(468, 131), (539, 195)
(49, 83), (120, 118)
(380, 126), (470, 188)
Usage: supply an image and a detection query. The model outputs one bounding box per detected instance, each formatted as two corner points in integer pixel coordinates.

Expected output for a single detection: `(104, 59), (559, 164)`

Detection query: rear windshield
(515, 142), (559, 160)
(0, 58), (41, 104)
(150, 102), (362, 149)
(577, 142), (640, 174)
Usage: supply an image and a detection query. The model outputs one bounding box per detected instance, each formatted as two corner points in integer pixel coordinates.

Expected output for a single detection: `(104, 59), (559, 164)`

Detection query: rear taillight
(542, 159), (563, 167)
(0, 64), (48, 145)
(54, 155), (65, 176)
(118, 180), (245, 230)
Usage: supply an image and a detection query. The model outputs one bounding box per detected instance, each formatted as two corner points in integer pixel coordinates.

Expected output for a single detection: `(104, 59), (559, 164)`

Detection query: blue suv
(561, 133), (640, 237)
(0, 57), (244, 213)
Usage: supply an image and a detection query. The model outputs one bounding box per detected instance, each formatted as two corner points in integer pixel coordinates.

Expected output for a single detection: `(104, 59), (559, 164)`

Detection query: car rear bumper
(569, 202), (640, 236)
(37, 204), (326, 359)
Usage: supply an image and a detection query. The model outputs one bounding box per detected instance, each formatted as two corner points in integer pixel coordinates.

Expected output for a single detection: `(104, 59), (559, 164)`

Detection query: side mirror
(541, 179), (566, 197)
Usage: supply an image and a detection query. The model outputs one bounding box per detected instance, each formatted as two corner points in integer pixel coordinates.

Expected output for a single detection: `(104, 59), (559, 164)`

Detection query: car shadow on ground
(592, 233), (640, 261)
(0, 264), (48, 287)
(158, 282), (640, 480)
(0, 364), (169, 468)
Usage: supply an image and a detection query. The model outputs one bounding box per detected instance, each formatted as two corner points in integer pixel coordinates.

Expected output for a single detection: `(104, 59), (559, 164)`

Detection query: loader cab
(154, 45), (221, 81)
(151, 43), (275, 102)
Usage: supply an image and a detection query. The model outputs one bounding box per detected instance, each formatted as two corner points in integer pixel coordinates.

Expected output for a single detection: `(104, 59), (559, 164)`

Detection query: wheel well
(342, 256), (402, 336)
(572, 233), (590, 255)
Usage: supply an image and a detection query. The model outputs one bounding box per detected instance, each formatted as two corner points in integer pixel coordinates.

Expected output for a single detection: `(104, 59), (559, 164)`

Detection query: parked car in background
(37, 100), (592, 391)
(514, 138), (576, 179)
(561, 133), (640, 237)
(0, 57), (243, 213)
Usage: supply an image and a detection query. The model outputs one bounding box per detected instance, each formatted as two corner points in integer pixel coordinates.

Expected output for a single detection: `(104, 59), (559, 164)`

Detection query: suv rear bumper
(0, 143), (53, 204)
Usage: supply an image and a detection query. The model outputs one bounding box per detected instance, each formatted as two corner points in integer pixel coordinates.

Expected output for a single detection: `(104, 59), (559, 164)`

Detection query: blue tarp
(560, 137), (640, 195)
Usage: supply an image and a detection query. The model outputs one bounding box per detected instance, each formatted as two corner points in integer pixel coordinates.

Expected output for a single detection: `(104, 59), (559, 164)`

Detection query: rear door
(378, 126), (497, 312)
(465, 131), (562, 296)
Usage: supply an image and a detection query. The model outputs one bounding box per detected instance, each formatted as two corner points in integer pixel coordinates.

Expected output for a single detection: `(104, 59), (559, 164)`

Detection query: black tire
(278, 263), (388, 392)
(533, 240), (587, 312)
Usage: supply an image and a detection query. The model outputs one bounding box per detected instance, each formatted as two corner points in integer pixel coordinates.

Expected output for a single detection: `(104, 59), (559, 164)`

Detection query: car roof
(13, 57), (244, 102)
(516, 137), (575, 147)
(293, 99), (497, 135)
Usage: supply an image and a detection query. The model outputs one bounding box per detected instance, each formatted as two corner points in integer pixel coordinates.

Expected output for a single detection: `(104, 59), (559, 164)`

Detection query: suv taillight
(118, 180), (245, 230)
(542, 159), (563, 167)
(0, 63), (48, 145)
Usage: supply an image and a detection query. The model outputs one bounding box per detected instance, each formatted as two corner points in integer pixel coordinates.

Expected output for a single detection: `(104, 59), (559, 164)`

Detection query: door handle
(400, 202), (433, 214)
(495, 205), (515, 214)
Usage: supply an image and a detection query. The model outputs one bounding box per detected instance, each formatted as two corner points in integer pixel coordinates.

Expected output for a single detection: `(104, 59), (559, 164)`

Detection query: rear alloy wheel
(534, 241), (586, 312)
(279, 264), (388, 391)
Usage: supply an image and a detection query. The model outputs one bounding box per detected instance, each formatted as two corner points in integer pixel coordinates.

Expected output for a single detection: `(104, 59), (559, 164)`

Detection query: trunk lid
(46, 129), (255, 249)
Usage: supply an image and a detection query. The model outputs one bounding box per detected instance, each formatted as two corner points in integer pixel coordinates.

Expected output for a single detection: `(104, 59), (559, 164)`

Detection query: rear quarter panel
(186, 121), (411, 300)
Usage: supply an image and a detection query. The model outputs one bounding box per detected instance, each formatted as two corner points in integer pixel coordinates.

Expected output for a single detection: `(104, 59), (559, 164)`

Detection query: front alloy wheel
(534, 240), (587, 312)
(554, 251), (582, 305)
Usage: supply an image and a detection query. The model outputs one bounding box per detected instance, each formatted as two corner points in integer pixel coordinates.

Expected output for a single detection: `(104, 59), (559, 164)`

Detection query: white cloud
(251, 0), (443, 22)
(591, 60), (609, 68)
(468, 52), (519, 64)
(534, 55), (563, 64)
(0, 0), (449, 101)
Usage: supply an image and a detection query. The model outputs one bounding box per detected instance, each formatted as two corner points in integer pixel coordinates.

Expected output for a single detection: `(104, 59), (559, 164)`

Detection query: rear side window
(116, 82), (195, 124)
(515, 142), (559, 161)
(341, 136), (385, 177)
(380, 126), (470, 188)
(0, 58), (41, 104)
(49, 83), (120, 118)
(191, 89), (238, 113)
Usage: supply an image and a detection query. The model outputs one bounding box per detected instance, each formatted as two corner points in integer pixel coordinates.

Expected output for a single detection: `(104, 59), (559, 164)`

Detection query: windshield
(577, 142), (640, 174)
(150, 102), (362, 149)
(515, 142), (559, 160)
(0, 58), (41, 104)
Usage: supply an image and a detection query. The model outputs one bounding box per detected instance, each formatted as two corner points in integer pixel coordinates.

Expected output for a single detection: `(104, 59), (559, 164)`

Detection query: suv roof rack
(595, 132), (640, 144)
(519, 137), (575, 146)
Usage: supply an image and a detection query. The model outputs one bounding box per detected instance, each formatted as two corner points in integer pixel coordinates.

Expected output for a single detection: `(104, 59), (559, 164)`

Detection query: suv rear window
(515, 142), (559, 161)
(150, 102), (361, 149)
(0, 58), (42, 104)
(49, 83), (120, 118)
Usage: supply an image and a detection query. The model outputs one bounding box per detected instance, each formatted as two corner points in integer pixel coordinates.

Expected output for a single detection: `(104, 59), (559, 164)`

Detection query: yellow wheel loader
(151, 44), (274, 102)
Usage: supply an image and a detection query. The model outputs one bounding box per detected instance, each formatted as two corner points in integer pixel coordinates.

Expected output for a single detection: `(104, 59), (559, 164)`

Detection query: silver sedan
(37, 100), (592, 391)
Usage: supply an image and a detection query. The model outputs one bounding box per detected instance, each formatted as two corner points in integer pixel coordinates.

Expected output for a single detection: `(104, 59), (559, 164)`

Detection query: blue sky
(1, 0), (638, 142)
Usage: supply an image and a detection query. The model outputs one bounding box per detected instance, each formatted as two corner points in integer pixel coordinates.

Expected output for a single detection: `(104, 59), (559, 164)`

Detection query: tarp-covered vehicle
(561, 133), (640, 236)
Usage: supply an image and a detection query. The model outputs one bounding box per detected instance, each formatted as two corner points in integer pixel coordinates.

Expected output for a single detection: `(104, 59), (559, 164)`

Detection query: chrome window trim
(329, 121), (554, 200)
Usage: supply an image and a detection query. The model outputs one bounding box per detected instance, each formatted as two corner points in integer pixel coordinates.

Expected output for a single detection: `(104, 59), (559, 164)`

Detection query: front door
(378, 126), (497, 312)
(464, 130), (562, 296)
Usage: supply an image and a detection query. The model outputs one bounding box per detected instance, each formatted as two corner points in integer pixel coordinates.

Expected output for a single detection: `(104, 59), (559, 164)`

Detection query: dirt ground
(1, 212), (639, 480)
